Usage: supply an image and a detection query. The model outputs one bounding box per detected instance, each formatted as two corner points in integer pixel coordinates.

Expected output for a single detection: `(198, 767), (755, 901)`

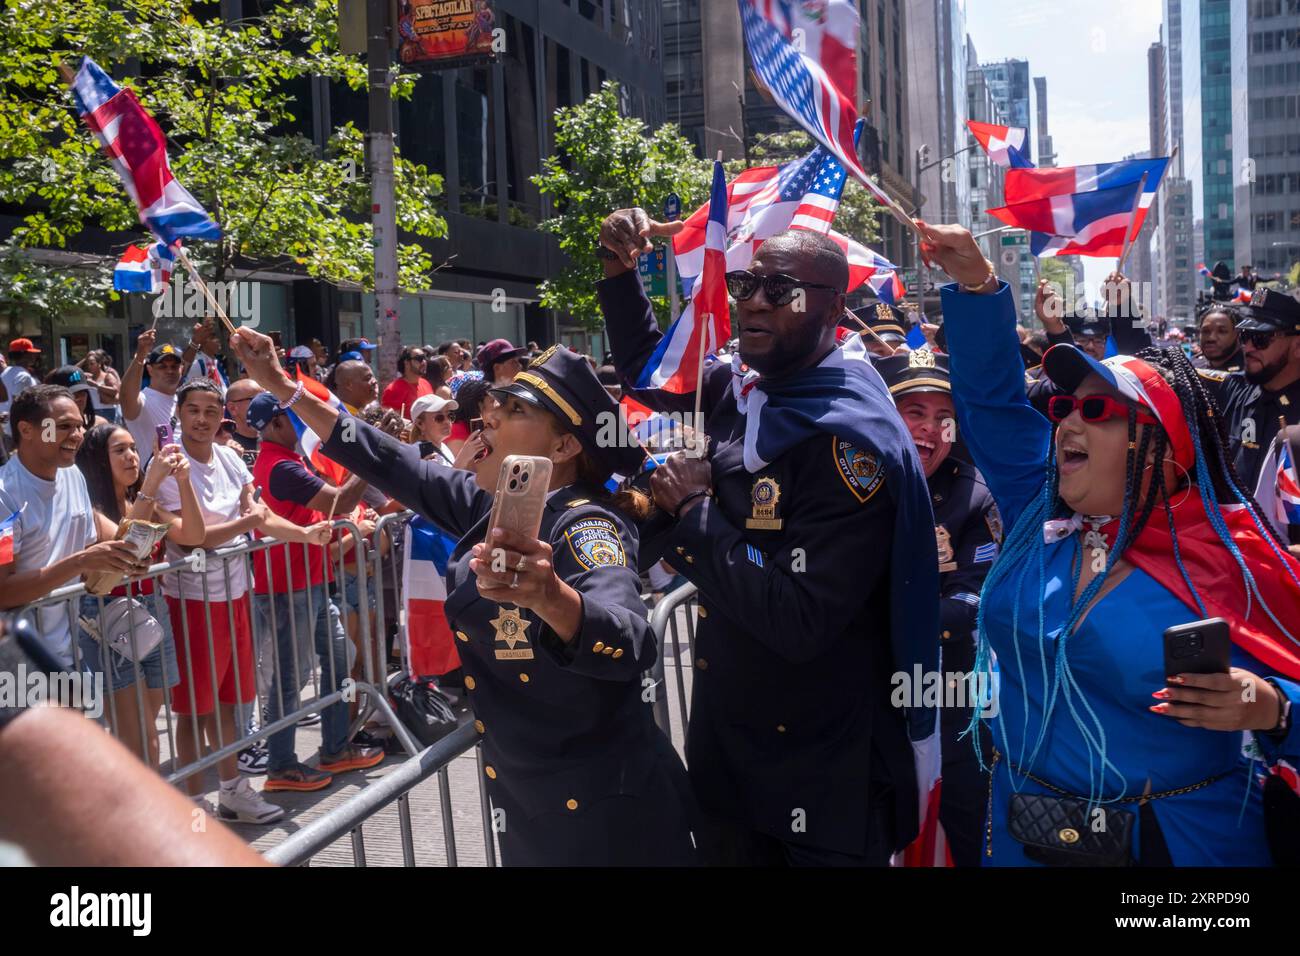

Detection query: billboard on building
(397, 0), (499, 69)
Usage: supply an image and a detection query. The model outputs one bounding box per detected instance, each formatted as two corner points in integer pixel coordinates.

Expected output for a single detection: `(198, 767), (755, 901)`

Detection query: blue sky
(963, 0), (1166, 290)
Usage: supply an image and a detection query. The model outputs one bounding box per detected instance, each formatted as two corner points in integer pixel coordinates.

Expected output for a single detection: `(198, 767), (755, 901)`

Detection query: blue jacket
(942, 280), (1300, 866)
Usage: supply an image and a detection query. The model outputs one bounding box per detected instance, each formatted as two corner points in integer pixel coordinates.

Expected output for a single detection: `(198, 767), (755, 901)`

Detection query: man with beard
(1194, 303), (1244, 372)
(595, 207), (939, 866)
(1199, 288), (1300, 488)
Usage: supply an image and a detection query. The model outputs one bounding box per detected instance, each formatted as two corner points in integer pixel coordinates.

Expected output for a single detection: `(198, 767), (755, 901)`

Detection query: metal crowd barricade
(13, 519), (421, 788)
(646, 581), (698, 742)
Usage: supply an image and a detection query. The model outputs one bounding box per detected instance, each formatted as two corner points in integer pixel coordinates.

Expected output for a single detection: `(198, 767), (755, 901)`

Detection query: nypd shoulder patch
(563, 516), (627, 571)
(833, 437), (885, 503)
(985, 503), (1004, 544)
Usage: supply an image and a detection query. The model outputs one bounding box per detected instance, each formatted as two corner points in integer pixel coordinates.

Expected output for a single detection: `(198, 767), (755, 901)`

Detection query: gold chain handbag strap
(996, 748), (1233, 804)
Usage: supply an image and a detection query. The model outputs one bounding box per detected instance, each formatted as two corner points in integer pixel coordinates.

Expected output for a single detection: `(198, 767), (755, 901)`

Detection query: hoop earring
(1143, 458), (1192, 509)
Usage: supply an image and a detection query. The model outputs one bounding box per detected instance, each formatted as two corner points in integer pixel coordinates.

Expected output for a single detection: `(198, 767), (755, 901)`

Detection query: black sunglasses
(1239, 329), (1294, 350)
(725, 270), (841, 307)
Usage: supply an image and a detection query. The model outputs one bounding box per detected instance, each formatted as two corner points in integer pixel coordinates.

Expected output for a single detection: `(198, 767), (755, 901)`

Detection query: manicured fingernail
(492, 528), (503, 539)
(1167, 675), (1185, 684)
(1152, 689), (1171, 700)
(1149, 703), (1168, 713)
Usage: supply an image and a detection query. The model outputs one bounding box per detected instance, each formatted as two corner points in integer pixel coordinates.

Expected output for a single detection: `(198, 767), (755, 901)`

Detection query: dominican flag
(1279, 440), (1300, 527)
(674, 125), (860, 296)
(1233, 289), (1253, 305)
(0, 509), (18, 565)
(739, 0), (899, 212)
(967, 121), (1034, 169)
(113, 241), (175, 293)
(289, 369), (349, 486)
(1257, 433), (1300, 542)
(1197, 262), (1211, 277)
(402, 517), (460, 679)
(988, 157), (1169, 259)
(638, 160), (731, 393)
(749, 0), (859, 108)
(68, 57), (221, 247)
(866, 267), (906, 305)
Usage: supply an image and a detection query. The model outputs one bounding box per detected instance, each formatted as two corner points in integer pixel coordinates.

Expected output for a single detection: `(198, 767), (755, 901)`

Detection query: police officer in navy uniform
(1198, 288), (1300, 490)
(227, 328), (696, 866)
(595, 208), (940, 867)
(849, 301), (910, 358)
(874, 348), (1000, 867)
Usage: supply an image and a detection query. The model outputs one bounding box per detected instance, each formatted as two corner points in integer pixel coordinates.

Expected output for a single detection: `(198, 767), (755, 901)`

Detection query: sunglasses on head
(1239, 329), (1294, 350)
(1047, 393), (1158, 426)
(725, 270), (841, 306)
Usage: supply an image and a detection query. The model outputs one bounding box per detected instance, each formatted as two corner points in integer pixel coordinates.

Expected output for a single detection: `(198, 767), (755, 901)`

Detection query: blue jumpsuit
(942, 281), (1300, 866)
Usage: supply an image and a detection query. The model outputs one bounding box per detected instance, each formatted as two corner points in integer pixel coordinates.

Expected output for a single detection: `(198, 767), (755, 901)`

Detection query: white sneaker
(217, 778), (286, 825)
(192, 795), (217, 818)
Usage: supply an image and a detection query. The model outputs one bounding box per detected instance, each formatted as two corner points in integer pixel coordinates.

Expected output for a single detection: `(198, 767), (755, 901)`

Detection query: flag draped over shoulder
(68, 57), (221, 247)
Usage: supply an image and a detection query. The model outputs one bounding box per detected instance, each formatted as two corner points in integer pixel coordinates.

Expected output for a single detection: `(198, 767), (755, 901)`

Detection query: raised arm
(227, 327), (489, 538)
(596, 208), (730, 418)
(919, 221), (1051, 532)
(119, 329), (155, 423)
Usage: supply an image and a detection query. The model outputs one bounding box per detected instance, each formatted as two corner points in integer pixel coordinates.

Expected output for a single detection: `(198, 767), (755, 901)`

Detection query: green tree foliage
(532, 81), (712, 331)
(0, 0), (447, 313)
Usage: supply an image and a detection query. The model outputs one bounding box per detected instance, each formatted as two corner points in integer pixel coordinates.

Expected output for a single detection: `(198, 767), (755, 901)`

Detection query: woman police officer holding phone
(228, 327), (696, 866)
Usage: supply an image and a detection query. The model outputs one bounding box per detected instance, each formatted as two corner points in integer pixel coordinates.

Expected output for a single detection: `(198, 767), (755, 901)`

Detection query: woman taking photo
(228, 328), (696, 866)
(75, 425), (206, 765)
(919, 221), (1300, 866)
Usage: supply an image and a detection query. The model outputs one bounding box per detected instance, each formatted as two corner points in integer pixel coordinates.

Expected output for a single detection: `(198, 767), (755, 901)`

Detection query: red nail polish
(1152, 690), (1170, 700)
(1149, 703), (1168, 713)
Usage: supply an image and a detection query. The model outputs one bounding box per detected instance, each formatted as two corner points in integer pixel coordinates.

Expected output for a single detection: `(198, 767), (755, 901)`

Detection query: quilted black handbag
(1007, 793), (1135, 867)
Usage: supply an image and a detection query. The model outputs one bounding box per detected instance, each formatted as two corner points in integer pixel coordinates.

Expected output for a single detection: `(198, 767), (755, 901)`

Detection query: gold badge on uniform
(936, 524), (957, 573)
(491, 607), (534, 660)
(875, 302), (894, 323)
(746, 476), (783, 530)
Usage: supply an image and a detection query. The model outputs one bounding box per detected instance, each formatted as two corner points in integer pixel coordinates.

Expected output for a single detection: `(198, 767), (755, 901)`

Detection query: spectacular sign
(398, 0), (499, 69)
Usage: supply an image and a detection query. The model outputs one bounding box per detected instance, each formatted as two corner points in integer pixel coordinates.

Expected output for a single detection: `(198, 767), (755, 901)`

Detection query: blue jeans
(77, 591), (179, 693)
(254, 585), (350, 773)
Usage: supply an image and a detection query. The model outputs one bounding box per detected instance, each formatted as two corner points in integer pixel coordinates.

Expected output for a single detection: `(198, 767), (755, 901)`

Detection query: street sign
(1000, 232), (1029, 247)
(664, 193), (681, 220)
(639, 247), (668, 297)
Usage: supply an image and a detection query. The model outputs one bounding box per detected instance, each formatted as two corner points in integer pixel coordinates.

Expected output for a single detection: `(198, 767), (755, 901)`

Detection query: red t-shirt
(381, 377), (433, 418)
(250, 441), (331, 594)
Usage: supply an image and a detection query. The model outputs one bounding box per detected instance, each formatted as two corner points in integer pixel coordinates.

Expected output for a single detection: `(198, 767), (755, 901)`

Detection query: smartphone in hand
(484, 455), (552, 548)
(155, 423), (174, 450)
(1163, 617), (1231, 677)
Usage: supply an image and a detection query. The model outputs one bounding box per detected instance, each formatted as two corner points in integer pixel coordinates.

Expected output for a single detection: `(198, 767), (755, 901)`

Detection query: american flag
(674, 133), (855, 296)
(752, 0), (859, 109)
(739, 0), (901, 214)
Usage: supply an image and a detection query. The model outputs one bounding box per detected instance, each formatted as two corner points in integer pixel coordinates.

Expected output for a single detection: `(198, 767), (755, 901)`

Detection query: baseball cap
(45, 365), (94, 395)
(288, 345), (315, 360)
(8, 338), (40, 354)
(146, 343), (183, 365)
(246, 392), (287, 432)
(409, 394), (459, 421)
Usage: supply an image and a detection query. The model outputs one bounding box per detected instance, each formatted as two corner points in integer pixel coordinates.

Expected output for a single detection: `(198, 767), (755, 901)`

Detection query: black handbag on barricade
(389, 676), (459, 748)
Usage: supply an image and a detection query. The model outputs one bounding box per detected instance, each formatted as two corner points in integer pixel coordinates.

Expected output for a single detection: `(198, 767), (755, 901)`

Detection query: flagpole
(690, 318), (711, 458)
(1115, 172), (1150, 275)
(973, 224), (1014, 240)
(175, 246), (239, 337)
(842, 310), (899, 355)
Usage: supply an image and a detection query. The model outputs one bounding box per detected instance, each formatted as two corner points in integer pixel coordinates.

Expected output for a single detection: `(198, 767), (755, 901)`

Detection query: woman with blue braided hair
(917, 221), (1300, 866)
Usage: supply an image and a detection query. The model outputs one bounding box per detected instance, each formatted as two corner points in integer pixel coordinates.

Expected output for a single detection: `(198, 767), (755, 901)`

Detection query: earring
(1143, 457), (1192, 509)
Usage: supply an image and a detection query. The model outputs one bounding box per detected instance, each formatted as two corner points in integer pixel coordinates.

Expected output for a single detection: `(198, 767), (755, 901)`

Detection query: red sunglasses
(1047, 393), (1158, 426)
